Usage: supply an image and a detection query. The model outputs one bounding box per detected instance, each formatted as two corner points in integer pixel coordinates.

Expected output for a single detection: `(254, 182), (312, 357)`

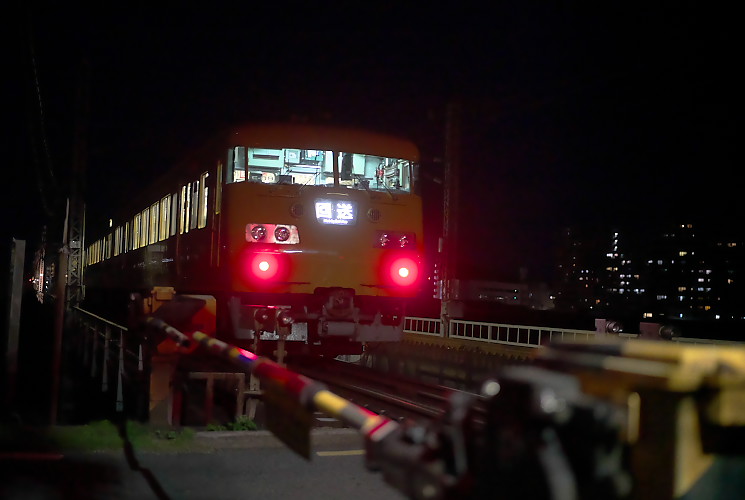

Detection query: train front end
(220, 124), (423, 356)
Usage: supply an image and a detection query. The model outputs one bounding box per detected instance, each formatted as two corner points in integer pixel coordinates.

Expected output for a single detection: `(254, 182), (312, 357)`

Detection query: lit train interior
(228, 146), (413, 192)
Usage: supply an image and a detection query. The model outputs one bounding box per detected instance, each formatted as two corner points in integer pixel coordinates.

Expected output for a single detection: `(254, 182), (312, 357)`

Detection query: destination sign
(314, 199), (357, 225)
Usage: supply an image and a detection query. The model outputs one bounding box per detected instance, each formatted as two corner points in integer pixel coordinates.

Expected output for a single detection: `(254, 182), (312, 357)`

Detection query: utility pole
(440, 100), (462, 332)
(50, 204), (69, 424)
(50, 60), (88, 424)
(5, 239), (25, 410)
(67, 59), (88, 309)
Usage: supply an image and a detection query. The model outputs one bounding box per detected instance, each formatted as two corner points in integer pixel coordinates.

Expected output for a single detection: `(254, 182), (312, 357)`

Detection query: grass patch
(2, 416), (258, 453)
(52, 420), (127, 450)
(54, 420), (197, 452)
(206, 415), (258, 432)
(1, 420), (197, 453)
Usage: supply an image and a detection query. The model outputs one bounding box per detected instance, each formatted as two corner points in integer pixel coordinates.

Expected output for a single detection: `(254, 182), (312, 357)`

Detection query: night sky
(5, 3), (740, 282)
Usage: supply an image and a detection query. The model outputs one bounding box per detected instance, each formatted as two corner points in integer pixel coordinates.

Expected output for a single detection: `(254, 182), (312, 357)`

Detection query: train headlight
(275, 226), (291, 242)
(251, 225), (267, 241)
(246, 224), (299, 244)
(379, 233), (390, 247)
(399, 235), (410, 248)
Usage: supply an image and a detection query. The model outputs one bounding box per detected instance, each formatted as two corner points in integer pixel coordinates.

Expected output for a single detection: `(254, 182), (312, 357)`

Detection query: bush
(207, 415), (257, 431)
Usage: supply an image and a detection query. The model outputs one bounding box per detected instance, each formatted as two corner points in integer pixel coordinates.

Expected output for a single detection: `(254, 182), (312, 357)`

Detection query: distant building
(554, 223), (745, 322)
(600, 229), (645, 316)
(642, 223), (744, 321)
(553, 227), (603, 313)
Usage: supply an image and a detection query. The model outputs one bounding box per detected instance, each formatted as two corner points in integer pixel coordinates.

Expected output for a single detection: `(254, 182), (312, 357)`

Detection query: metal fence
(449, 320), (598, 347)
(72, 307), (145, 414)
(403, 317), (443, 337)
(404, 317), (742, 347)
(404, 317), (599, 347)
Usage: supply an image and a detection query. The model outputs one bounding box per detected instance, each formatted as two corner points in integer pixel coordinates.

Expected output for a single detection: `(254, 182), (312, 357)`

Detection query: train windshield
(227, 147), (414, 193)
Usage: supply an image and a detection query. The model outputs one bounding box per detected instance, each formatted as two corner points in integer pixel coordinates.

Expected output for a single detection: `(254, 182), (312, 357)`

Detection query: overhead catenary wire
(25, 6), (59, 218)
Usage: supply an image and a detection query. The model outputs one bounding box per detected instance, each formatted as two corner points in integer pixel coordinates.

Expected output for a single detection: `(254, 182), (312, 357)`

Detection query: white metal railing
(449, 319), (597, 348)
(404, 317), (743, 348)
(404, 317), (598, 347)
(73, 307), (144, 413)
(404, 317), (443, 337)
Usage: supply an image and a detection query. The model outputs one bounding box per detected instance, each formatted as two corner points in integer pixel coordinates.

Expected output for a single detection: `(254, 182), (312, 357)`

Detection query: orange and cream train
(84, 123), (423, 357)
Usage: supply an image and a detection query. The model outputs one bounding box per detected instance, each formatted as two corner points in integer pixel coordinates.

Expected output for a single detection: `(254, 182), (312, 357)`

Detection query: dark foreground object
(1, 428), (397, 500)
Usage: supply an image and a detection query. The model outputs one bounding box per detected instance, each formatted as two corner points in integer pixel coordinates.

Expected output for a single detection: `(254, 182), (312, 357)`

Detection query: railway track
(289, 357), (483, 424)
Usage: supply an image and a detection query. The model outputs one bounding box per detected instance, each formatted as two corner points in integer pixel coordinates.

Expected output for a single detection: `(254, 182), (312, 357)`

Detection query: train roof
(88, 122), (420, 232)
(224, 123), (420, 162)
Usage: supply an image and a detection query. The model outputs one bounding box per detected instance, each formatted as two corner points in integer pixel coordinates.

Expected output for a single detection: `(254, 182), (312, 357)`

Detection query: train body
(84, 123), (423, 357)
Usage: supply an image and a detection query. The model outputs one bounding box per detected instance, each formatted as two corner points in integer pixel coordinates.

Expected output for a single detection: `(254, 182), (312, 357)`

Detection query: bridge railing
(449, 319), (597, 348)
(404, 317), (599, 347)
(404, 317), (742, 347)
(403, 317), (443, 337)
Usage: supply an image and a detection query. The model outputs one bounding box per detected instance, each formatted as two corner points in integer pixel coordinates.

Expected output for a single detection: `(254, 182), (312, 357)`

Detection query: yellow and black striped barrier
(144, 304), (745, 499)
(146, 317), (397, 459)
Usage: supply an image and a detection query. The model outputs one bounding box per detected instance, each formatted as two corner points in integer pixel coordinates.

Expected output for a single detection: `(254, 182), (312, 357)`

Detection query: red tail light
(249, 253), (279, 280)
(389, 257), (419, 287)
(235, 248), (291, 289)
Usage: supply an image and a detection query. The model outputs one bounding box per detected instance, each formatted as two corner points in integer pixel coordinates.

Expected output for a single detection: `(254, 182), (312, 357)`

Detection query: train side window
(170, 191), (179, 237)
(228, 146), (246, 183)
(130, 217), (136, 251)
(180, 184), (190, 234)
(141, 208), (150, 247)
(133, 214), (141, 249)
(198, 172), (209, 229)
(152, 205), (158, 244)
(113, 227), (120, 257)
(124, 221), (130, 253)
(190, 180), (199, 230)
(160, 195), (170, 241)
